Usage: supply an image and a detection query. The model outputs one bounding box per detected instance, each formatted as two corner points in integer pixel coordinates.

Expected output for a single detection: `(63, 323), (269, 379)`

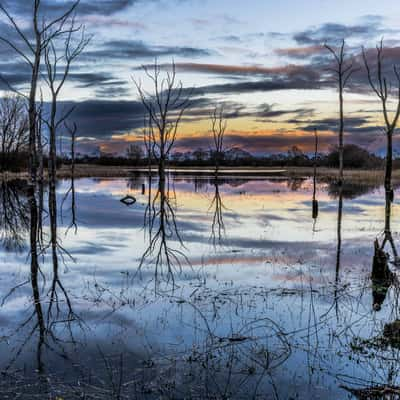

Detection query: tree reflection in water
(139, 170), (189, 288)
(209, 176), (226, 247)
(339, 188), (400, 398)
(0, 180), (29, 251)
(0, 180), (83, 397)
(370, 187), (400, 312)
(3, 177), (400, 398)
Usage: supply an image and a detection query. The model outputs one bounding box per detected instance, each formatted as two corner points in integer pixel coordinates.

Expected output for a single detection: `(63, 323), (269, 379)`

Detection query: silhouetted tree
(0, 94), (28, 171)
(287, 145), (309, 166)
(363, 40), (400, 199)
(193, 147), (208, 163)
(211, 105), (227, 174)
(126, 143), (144, 164)
(0, 0), (80, 185)
(134, 61), (191, 180)
(43, 16), (90, 185)
(325, 40), (356, 184)
(326, 144), (382, 169)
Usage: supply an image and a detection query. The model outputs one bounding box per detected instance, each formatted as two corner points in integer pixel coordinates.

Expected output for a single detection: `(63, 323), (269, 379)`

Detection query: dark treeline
(67, 143), (384, 169)
(0, 95), (29, 172)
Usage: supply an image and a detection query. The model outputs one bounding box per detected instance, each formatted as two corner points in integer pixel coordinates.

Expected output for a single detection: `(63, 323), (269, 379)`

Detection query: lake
(0, 174), (399, 399)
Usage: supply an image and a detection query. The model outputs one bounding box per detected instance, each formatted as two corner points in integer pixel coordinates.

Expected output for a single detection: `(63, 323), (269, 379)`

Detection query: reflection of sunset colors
(1, 175), (399, 398)
(45, 176), (399, 298)
(73, 176), (396, 250)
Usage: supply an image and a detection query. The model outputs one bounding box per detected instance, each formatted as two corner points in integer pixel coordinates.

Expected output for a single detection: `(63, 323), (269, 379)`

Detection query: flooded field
(0, 174), (399, 399)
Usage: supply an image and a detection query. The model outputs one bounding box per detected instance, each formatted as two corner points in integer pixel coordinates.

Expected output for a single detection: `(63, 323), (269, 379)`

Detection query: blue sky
(1, 0), (400, 155)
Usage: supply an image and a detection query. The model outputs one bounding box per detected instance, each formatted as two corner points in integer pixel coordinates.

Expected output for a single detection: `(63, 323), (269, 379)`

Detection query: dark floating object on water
(120, 195), (136, 206)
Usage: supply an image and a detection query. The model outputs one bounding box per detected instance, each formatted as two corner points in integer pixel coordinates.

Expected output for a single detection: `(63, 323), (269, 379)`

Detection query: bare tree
(36, 94), (44, 182)
(0, 1), (82, 293)
(325, 40), (356, 184)
(142, 117), (155, 228)
(211, 105), (227, 175)
(0, 95), (28, 171)
(134, 61), (191, 181)
(126, 143), (144, 164)
(363, 40), (400, 199)
(143, 116), (154, 173)
(0, 0), (80, 185)
(43, 17), (89, 185)
(41, 17), (88, 297)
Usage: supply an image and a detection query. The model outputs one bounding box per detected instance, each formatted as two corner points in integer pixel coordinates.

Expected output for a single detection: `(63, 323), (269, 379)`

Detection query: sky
(1, 0), (400, 156)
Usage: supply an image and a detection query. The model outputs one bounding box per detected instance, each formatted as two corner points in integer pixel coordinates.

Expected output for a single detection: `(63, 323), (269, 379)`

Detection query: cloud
(0, 64), (131, 94)
(59, 96), (216, 141)
(173, 131), (340, 154)
(94, 84), (131, 98)
(173, 62), (319, 79)
(84, 40), (212, 61)
(186, 77), (325, 96)
(297, 116), (382, 150)
(293, 22), (390, 45)
(214, 35), (242, 43)
(68, 72), (120, 87)
(85, 130), (338, 155)
(81, 15), (147, 30)
(142, 62), (329, 95)
(274, 45), (326, 59)
(60, 99), (146, 140)
(300, 116), (372, 133)
(57, 97), (384, 156)
(255, 104), (315, 119)
(0, 0), (149, 17)
(68, 73), (131, 97)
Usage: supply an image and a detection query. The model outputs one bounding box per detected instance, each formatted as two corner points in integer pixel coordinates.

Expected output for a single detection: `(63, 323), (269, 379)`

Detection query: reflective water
(0, 174), (399, 399)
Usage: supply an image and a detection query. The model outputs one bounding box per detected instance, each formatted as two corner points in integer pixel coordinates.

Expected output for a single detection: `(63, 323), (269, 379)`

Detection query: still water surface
(0, 175), (399, 399)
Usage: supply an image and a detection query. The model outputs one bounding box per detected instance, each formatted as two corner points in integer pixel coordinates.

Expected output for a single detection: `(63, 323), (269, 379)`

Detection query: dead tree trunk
(211, 105), (227, 177)
(363, 40), (400, 201)
(325, 40), (356, 185)
(134, 61), (190, 184)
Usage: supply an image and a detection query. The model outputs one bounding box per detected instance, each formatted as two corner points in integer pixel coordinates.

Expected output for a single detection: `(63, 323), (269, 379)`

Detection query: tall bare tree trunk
(385, 130), (393, 197)
(363, 41), (400, 202)
(325, 40), (355, 186)
(338, 76), (344, 184)
(48, 98), (57, 185)
(28, 45), (41, 187)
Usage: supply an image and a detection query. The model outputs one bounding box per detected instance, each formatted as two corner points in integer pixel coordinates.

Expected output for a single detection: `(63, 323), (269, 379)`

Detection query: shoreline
(0, 165), (394, 184)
